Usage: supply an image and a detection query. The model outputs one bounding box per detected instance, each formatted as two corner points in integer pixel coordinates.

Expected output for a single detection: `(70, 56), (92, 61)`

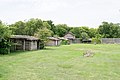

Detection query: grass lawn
(0, 44), (120, 80)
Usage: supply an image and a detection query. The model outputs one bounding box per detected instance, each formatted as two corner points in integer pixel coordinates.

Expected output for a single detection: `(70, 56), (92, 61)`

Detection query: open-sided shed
(10, 35), (40, 51)
(46, 37), (61, 46)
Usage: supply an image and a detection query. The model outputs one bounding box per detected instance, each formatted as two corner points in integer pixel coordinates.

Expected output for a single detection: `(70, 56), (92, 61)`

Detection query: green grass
(0, 44), (120, 80)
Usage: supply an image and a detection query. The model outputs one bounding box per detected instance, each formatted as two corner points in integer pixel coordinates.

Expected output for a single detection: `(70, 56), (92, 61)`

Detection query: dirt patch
(83, 50), (95, 57)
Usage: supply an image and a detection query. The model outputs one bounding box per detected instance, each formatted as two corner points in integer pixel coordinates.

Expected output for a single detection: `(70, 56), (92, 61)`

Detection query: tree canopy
(1, 19), (120, 40)
(0, 21), (11, 39)
(98, 22), (120, 38)
(0, 21), (12, 54)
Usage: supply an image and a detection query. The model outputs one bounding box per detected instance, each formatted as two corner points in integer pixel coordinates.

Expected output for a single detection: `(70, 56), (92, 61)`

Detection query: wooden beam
(23, 40), (25, 51)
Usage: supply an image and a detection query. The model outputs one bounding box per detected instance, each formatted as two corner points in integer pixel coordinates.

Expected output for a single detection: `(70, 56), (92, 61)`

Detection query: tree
(25, 18), (43, 36)
(0, 22), (11, 40)
(89, 28), (97, 38)
(110, 23), (120, 38)
(0, 22), (12, 54)
(117, 25), (120, 38)
(10, 18), (47, 36)
(92, 34), (102, 44)
(34, 28), (53, 45)
(55, 24), (68, 37)
(34, 28), (53, 49)
(70, 26), (92, 38)
(70, 27), (81, 38)
(43, 20), (56, 34)
(81, 32), (89, 40)
(43, 22), (51, 29)
(9, 21), (26, 35)
(98, 22), (120, 38)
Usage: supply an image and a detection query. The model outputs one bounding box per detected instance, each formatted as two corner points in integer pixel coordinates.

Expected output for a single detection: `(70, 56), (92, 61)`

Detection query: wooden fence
(101, 38), (120, 44)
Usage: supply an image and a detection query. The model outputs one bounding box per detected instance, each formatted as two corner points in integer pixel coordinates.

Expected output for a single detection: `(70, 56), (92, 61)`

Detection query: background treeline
(8, 18), (120, 39)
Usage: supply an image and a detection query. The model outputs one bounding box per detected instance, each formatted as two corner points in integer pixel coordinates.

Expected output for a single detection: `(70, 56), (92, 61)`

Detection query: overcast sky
(0, 0), (120, 28)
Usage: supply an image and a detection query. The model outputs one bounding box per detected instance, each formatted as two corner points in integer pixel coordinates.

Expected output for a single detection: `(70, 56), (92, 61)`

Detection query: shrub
(0, 48), (10, 54)
(39, 40), (45, 49)
(0, 39), (11, 54)
(61, 40), (70, 45)
(92, 34), (102, 44)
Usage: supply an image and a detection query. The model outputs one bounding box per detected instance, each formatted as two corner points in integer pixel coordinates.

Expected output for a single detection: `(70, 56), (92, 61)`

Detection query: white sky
(0, 0), (120, 28)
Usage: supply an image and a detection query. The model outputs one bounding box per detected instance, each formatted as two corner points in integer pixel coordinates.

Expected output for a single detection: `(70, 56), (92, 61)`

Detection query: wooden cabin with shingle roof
(64, 32), (75, 44)
(10, 35), (40, 51)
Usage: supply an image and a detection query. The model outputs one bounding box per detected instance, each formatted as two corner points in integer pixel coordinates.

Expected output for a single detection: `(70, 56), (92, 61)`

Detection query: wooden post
(23, 40), (25, 51)
(14, 39), (16, 51)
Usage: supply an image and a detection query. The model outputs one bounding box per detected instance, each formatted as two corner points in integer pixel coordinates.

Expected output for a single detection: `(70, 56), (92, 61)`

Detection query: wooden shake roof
(47, 37), (60, 41)
(64, 32), (75, 36)
(10, 35), (39, 40)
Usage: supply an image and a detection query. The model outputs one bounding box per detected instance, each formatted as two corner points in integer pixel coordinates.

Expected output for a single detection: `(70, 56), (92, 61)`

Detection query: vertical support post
(56, 40), (57, 46)
(23, 40), (25, 51)
(14, 39), (17, 51)
(30, 41), (32, 50)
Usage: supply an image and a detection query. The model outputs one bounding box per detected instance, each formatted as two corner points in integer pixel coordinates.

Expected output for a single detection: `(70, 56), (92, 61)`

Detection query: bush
(92, 34), (102, 44)
(61, 40), (70, 45)
(0, 48), (10, 54)
(92, 38), (101, 44)
(0, 39), (11, 54)
(39, 41), (45, 49)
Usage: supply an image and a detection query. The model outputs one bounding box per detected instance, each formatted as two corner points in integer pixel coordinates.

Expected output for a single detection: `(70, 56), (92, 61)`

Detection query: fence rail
(101, 38), (120, 44)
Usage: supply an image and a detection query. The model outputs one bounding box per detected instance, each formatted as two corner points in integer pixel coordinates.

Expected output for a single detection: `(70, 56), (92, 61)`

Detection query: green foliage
(39, 40), (45, 49)
(34, 28), (53, 46)
(89, 28), (97, 38)
(0, 23), (11, 39)
(10, 18), (44, 36)
(0, 48), (10, 54)
(44, 20), (56, 35)
(61, 40), (70, 45)
(53, 35), (59, 38)
(70, 27), (81, 38)
(98, 22), (120, 38)
(0, 22), (11, 54)
(25, 18), (43, 36)
(81, 32), (89, 40)
(43, 22), (51, 29)
(9, 21), (26, 35)
(55, 24), (68, 37)
(92, 34), (102, 44)
(0, 39), (11, 54)
(70, 27), (96, 38)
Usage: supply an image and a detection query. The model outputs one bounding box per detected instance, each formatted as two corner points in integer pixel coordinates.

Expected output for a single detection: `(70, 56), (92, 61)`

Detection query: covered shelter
(46, 37), (61, 46)
(82, 39), (92, 43)
(10, 35), (40, 51)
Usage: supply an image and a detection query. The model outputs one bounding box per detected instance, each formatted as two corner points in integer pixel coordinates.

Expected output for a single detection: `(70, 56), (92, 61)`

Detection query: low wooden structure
(10, 35), (40, 51)
(101, 38), (120, 44)
(46, 37), (61, 46)
(64, 32), (75, 44)
(82, 39), (92, 43)
(74, 38), (81, 43)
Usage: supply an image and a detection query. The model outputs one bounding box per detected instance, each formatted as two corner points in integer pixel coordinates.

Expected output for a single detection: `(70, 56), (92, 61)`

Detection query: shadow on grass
(57, 64), (73, 69)
(0, 50), (35, 56)
(42, 47), (56, 50)
(0, 74), (2, 78)
(0, 47), (56, 56)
